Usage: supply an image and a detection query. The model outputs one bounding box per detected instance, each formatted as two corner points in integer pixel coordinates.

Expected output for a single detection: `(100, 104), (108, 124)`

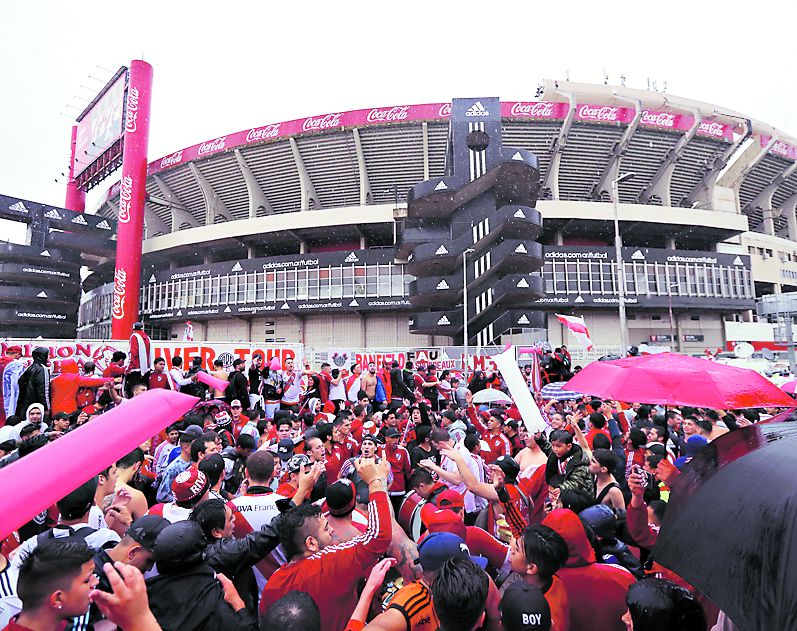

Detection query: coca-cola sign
(112, 268), (127, 320)
(641, 110), (677, 128)
(366, 106), (410, 123)
(509, 102), (555, 118)
(771, 141), (792, 158)
(160, 151), (184, 169)
(302, 113), (343, 132)
(118, 175), (133, 224)
(198, 136), (227, 156)
(124, 86), (139, 133)
(697, 121), (725, 138)
(438, 103), (452, 118)
(577, 104), (622, 122)
(246, 124), (281, 143)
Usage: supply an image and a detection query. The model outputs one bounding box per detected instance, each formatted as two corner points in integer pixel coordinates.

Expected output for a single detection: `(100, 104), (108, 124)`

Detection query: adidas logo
(517, 315), (530, 325)
(517, 278), (529, 288)
(71, 215), (87, 225)
(514, 244), (527, 254)
(513, 209), (526, 218)
(575, 295), (585, 303)
(408, 318), (415, 326)
(434, 181), (448, 191)
(732, 256), (743, 266)
(344, 252), (359, 263)
(37, 291), (48, 298)
(437, 315), (451, 326)
(40, 250), (51, 257)
(436, 280), (449, 290)
(149, 275), (156, 283)
(435, 245), (448, 255)
(9, 201), (28, 213)
(408, 253), (413, 261)
(349, 299), (359, 307)
(465, 101), (489, 117)
(231, 262), (243, 272)
(224, 306), (232, 313)
(176, 310), (183, 316)
(281, 303), (290, 310)
(96, 219), (111, 230)
(631, 250), (645, 260)
(512, 151), (523, 161)
(44, 209), (61, 220)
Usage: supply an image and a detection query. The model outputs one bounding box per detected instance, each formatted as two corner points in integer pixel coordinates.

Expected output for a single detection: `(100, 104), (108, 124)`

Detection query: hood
(152, 521), (207, 574)
(543, 508), (596, 567)
(31, 347), (49, 364)
(449, 420), (467, 431)
(59, 359), (79, 374)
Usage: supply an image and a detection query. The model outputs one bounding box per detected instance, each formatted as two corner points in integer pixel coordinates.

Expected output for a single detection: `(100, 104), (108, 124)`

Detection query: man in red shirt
(146, 357), (173, 390)
(482, 413), (512, 465)
(102, 351), (127, 380)
(50, 359), (111, 416)
(380, 427), (411, 510)
(260, 458), (392, 631)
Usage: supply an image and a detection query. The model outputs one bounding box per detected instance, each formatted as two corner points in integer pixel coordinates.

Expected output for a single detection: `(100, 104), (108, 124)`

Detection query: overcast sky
(1, 0), (793, 212)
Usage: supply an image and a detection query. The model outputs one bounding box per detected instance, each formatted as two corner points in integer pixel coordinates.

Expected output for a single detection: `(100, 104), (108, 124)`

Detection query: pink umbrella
(780, 379), (797, 395)
(565, 352), (797, 409)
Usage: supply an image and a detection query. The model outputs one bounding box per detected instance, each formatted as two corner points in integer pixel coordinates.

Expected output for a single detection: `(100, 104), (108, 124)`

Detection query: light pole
(462, 248), (475, 375)
(612, 172), (635, 357)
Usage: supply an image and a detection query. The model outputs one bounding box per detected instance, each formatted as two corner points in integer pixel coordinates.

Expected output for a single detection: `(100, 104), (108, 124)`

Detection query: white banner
(492, 346), (547, 433)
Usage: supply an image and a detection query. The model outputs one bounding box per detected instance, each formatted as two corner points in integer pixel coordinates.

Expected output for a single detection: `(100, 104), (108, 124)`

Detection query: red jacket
(51, 360), (107, 415)
(260, 490), (392, 631)
(380, 444), (411, 494)
(543, 509), (635, 631)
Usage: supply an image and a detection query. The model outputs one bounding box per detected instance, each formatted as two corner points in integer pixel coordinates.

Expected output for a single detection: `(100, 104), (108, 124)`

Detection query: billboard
(74, 67), (128, 180)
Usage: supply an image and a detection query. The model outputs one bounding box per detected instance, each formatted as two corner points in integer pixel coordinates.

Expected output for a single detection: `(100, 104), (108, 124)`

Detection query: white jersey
(280, 370), (305, 405)
(232, 491), (288, 592)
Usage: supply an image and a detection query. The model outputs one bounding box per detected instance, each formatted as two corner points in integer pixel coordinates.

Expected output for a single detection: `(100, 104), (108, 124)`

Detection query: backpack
(222, 452), (246, 495)
(37, 525), (97, 547)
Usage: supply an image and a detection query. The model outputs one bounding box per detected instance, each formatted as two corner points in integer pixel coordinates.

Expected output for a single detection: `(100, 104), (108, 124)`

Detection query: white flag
(492, 346), (547, 433)
(555, 314), (594, 350)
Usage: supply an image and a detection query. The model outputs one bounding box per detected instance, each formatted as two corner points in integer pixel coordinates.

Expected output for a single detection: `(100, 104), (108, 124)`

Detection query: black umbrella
(653, 419), (797, 630)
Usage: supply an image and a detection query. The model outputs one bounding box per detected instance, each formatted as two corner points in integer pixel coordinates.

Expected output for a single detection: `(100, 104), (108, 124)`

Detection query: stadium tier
(65, 80), (797, 354)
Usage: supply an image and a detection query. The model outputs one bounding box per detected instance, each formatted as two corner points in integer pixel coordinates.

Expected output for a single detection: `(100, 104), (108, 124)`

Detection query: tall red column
(64, 125), (86, 212)
(111, 60), (153, 339)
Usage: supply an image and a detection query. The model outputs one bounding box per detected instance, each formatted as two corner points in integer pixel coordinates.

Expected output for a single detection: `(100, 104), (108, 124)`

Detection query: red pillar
(64, 125), (86, 212)
(111, 60), (153, 339)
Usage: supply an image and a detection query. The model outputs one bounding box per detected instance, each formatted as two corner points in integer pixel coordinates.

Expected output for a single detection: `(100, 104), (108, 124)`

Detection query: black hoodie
(15, 347), (50, 416)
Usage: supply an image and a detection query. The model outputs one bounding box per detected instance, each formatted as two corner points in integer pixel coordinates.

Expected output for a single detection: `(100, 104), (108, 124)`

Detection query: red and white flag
(555, 314), (594, 350)
(183, 320), (194, 342)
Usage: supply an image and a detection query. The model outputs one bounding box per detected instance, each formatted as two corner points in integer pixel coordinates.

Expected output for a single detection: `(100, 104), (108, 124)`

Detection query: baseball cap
(230, 399), (242, 408)
(285, 453), (310, 474)
(172, 468), (209, 504)
(421, 508), (467, 540)
(414, 532), (488, 572)
(179, 424), (203, 442)
(361, 433), (382, 446)
(276, 438), (295, 461)
(126, 515), (170, 552)
(6, 345), (22, 354)
(57, 477), (98, 520)
(214, 411), (231, 427)
(494, 455), (521, 482)
(437, 489), (465, 511)
(326, 479), (357, 517)
(384, 427), (400, 439)
(499, 582), (552, 631)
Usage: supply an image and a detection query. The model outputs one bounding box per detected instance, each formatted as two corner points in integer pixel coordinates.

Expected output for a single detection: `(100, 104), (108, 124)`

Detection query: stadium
(75, 78), (797, 358)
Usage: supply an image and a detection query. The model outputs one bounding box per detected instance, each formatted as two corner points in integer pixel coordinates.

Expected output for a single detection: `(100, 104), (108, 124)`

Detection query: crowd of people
(0, 329), (771, 630)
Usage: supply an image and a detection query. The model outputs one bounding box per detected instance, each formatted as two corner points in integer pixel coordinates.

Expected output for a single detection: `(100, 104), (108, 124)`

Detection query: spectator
(14, 347), (50, 418)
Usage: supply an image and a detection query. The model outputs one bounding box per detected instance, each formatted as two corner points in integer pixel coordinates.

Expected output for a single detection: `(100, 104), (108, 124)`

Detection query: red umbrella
(565, 352), (797, 409)
(780, 379), (797, 395)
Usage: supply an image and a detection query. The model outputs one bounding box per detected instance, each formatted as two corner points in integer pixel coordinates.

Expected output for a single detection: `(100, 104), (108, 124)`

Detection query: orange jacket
(51, 360), (108, 415)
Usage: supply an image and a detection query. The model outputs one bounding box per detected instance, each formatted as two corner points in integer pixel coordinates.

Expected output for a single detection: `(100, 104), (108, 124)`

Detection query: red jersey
(482, 431), (512, 464)
(585, 428), (611, 449)
(325, 438), (357, 481)
(380, 444), (411, 494)
(260, 490), (392, 631)
(147, 371), (171, 390)
(102, 364), (126, 379)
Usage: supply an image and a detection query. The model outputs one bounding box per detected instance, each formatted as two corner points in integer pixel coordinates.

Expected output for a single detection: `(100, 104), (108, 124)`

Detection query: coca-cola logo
(698, 121), (725, 138)
(112, 268), (126, 320)
(118, 175), (133, 224)
(366, 106), (410, 123)
(510, 102), (556, 118)
(641, 110), (676, 128)
(245, 124), (281, 143)
(771, 141), (791, 157)
(160, 151), (184, 169)
(302, 113), (343, 132)
(125, 86), (139, 133)
(198, 136), (227, 156)
(438, 103), (451, 117)
(578, 104), (620, 122)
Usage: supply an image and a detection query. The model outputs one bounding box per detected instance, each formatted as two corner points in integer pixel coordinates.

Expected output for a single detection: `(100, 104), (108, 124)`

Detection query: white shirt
(232, 492), (288, 591)
(328, 379), (346, 401)
(441, 441), (489, 513)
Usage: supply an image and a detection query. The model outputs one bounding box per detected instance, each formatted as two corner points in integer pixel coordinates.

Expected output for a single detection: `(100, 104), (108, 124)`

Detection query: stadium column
(111, 60), (153, 339)
(64, 125), (86, 212)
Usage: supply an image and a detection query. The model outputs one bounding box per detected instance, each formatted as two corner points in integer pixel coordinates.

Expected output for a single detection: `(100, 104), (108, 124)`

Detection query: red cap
(420, 508), (467, 540)
(6, 345), (22, 354)
(506, 406), (522, 421)
(437, 489), (465, 510)
(172, 468), (209, 504)
(323, 401), (336, 414)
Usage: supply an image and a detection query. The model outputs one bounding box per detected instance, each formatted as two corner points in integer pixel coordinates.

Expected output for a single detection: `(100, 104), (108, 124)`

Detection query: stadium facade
(73, 80), (797, 355)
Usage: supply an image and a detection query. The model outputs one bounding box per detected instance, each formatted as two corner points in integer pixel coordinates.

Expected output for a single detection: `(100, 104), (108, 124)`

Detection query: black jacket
(15, 347), (50, 416)
(226, 370), (250, 409)
(390, 368), (414, 401)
